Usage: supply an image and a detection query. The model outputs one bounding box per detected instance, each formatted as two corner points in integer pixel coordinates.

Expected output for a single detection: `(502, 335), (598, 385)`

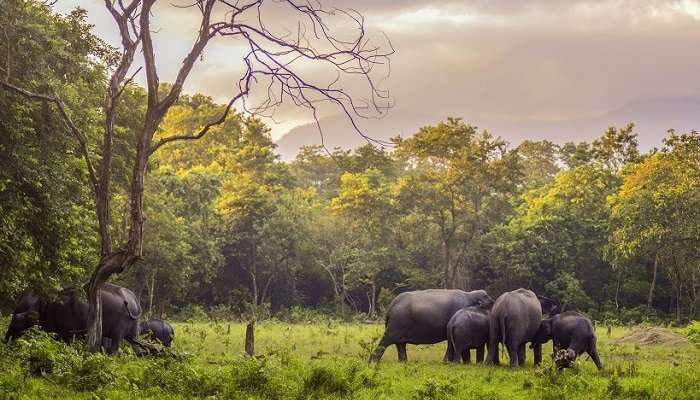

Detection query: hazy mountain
(275, 97), (700, 160)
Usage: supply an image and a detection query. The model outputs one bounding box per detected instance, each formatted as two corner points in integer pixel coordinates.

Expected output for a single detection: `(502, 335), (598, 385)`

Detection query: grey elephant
(4, 284), (151, 355)
(446, 306), (490, 363)
(531, 311), (603, 370)
(369, 289), (494, 362)
(139, 319), (175, 347)
(486, 288), (557, 367)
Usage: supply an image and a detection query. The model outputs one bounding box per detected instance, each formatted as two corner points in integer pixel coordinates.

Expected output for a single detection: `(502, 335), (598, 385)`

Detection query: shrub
(173, 304), (209, 322)
(63, 352), (118, 392)
(16, 329), (74, 376)
(685, 320), (700, 345)
(298, 361), (377, 399)
(228, 355), (292, 400)
(141, 356), (224, 396)
(412, 378), (456, 400)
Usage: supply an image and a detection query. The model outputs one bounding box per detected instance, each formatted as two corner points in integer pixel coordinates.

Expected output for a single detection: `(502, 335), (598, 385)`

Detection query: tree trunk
(443, 239), (455, 289)
(647, 254), (658, 309)
(148, 267), (156, 318)
(245, 321), (255, 356)
(614, 269), (622, 310)
(86, 251), (137, 352)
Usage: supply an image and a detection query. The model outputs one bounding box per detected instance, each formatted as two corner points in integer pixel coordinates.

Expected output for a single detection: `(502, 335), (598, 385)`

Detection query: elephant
(531, 311), (603, 370)
(369, 289), (494, 362)
(486, 288), (558, 367)
(139, 319), (175, 347)
(446, 306), (490, 363)
(4, 283), (150, 355)
(3, 289), (86, 343)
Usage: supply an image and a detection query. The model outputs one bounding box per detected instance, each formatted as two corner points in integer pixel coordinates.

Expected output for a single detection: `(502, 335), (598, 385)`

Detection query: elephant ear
(537, 295), (559, 315)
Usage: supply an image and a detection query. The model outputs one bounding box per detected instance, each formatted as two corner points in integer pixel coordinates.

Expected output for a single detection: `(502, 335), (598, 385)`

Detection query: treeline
(1, 1), (699, 323)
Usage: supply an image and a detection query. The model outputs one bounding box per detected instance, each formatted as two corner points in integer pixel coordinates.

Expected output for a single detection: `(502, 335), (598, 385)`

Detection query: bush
(412, 378), (456, 400)
(64, 352), (118, 392)
(173, 304), (210, 322)
(141, 355), (224, 396)
(228, 355), (294, 400)
(16, 329), (74, 376)
(685, 320), (700, 345)
(298, 361), (377, 399)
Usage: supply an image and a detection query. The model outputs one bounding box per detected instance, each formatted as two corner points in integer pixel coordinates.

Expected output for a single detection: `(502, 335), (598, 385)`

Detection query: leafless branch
(207, 0), (394, 147)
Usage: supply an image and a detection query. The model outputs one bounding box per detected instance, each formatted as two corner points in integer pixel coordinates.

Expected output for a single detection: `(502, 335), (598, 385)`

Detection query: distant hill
(274, 97), (700, 160)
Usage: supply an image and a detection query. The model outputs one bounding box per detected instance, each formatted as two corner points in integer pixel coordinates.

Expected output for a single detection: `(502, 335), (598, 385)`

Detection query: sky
(54, 0), (700, 141)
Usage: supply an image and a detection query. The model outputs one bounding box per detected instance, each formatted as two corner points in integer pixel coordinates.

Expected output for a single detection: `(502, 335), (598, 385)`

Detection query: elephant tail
(448, 325), (457, 354)
(500, 315), (507, 345)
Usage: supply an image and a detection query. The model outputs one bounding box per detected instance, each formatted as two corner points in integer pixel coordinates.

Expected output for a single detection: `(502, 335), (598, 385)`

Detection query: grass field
(0, 319), (698, 399)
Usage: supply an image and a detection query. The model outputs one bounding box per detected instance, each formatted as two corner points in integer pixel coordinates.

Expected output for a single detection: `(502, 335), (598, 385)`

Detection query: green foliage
(299, 362), (377, 399)
(412, 378), (456, 400)
(686, 321), (700, 345)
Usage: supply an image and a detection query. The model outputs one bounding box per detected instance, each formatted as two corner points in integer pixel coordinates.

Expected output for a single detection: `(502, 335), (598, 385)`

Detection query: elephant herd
(370, 288), (603, 370)
(3, 284), (175, 353)
(4, 284), (602, 370)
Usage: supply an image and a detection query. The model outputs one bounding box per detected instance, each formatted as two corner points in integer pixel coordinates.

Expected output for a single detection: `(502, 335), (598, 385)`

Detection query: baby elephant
(532, 311), (602, 370)
(139, 319), (175, 347)
(446, 307), (490, 363)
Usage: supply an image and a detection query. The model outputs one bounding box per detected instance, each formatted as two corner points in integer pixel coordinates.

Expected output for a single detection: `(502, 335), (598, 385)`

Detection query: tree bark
(245, 321), (255, 356)
(647, 253), (658, 309)
(148, 267), (156, 318)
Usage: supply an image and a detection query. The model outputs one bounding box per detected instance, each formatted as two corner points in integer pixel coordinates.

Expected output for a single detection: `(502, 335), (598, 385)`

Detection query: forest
(1, 1), (699, 399)
(1, 0), (699, 325)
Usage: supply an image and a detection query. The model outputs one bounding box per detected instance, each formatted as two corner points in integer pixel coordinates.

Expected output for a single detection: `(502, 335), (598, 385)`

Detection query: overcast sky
(54, 0), (700, 140)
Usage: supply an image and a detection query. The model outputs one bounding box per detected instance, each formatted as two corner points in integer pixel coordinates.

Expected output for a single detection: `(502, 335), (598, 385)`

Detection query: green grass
(0, 319), (698, 399)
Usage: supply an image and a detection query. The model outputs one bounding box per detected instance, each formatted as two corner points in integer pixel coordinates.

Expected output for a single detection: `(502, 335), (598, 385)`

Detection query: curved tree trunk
(86, 251), (138, 352)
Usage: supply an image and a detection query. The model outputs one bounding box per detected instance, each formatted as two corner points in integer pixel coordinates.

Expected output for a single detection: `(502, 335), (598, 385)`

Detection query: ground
(0, 319), (698, 399)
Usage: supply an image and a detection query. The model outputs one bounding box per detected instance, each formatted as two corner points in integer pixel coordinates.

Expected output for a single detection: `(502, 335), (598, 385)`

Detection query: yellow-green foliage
(0, 320), (699, 399)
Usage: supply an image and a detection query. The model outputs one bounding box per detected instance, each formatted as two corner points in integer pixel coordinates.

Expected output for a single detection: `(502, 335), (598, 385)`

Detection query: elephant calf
(139, 319), (175, 347)
(446, 306), (490, 363)
(532, 311), (603, 370)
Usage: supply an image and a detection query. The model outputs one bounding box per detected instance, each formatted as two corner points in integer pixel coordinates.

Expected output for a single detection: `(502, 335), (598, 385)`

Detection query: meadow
(0, 317), (698, 400)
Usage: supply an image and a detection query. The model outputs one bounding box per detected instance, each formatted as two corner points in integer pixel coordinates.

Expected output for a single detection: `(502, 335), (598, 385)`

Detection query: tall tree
(608, 131), (700, 322)
(394, 118), (521, 289)
(1, 0), (392, 351)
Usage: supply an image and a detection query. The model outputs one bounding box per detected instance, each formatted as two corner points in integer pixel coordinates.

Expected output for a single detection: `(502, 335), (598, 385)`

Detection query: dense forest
(1, 1), (699, 326)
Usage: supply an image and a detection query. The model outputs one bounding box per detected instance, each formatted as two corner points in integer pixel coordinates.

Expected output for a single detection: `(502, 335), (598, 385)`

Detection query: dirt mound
(614, 327), (688, 346)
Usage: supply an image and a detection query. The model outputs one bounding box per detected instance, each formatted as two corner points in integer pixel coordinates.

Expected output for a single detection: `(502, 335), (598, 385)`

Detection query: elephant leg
(106, 335), (121, 355)
(506, 341), (519, 368)
(396, 343), (407, 362)
(476, 346), (485, 363)
(101, 337), (112, 354)
(450, 344), (462, 364)
(487, 342), (500, 365)
(486, 319), (500, 365)
(125, 335), (155, 357)
(533, 342), (543, 366)
(369, 336), (393, 362)
(517, 343), (526, 366)
(463, 349), (471, 364)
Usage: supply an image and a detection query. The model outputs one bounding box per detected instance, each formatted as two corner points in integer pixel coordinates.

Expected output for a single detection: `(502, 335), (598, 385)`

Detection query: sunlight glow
(672, 0), (700, 19)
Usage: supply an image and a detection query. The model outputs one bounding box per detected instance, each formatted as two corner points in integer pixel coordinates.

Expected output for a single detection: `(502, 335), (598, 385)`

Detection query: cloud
(53, 0), (700, 140)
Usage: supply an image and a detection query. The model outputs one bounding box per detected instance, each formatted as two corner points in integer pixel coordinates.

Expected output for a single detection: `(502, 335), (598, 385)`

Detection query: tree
(608, 131), (700, 321)
(516, 140), (560, 188)
(331, 168), (393, 316)
(0, 1), (109, 306)
(1, 0), (392, 351)
(394, 118), (521, 289)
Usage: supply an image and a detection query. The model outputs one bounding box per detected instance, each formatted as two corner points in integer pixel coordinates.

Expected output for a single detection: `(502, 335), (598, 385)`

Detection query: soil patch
(613, 327), (688, 346)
